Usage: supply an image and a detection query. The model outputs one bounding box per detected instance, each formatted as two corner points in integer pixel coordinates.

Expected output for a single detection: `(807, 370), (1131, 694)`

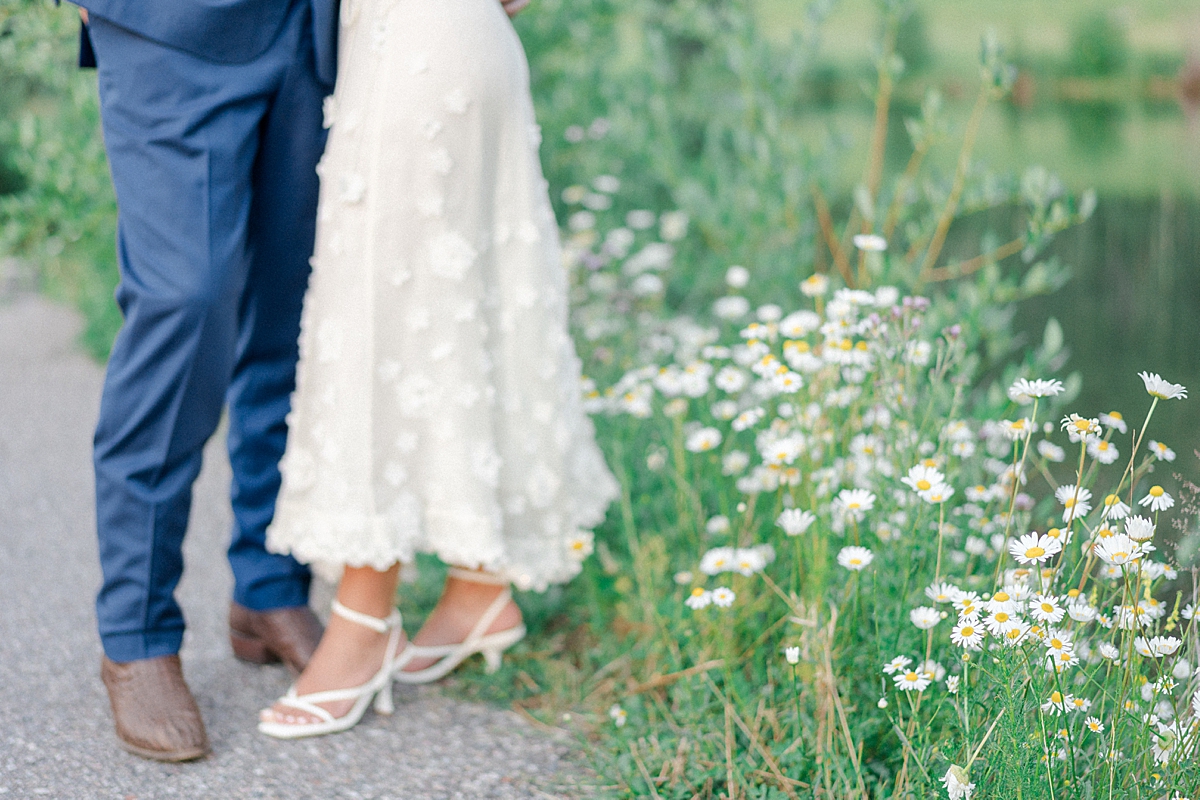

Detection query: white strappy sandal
(392, 568), (526, 685)
(258, 600), (407, 739)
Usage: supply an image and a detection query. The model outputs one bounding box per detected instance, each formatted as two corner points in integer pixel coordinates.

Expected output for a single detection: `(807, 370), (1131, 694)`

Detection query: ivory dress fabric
(266, 0), (619, 590)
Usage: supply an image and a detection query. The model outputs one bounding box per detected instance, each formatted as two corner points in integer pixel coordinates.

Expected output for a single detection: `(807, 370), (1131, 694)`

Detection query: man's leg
(226, 25), (327, 615)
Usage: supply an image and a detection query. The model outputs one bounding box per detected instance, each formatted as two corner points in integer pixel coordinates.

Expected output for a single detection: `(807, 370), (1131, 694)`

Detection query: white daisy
(1084, 716), (1105, 733)
(1037, 440), (1066, 462)
(776, 508), (816, 536)
(1054, 485), (1093, 523)
(882, 655), (912, 675)
(1138, 371), (1187, 400)
(784, 646), (800, 665)
(1041, 691), (1072, 715)
(711, 587), (736, 608)
(685, 427), (723, 453)
(950, 618), (984, 650)
(1087, 438), (1119, 464)
(1101, 494), (1131, 521)
(1148, 440), (1176, 462)
(946, 675), (960, 694)
(1093, 534), (1153, 566)
(910, 607), (941, 630)
(1008, 378), (1065, 403)
(925, 582), (962, 604)
(834, 489), (876, 521)
(893, 669), (931, 692)
(901, 464), (945, 494)
(1029, 594), (1066, 624)
(1060, 414), (1101, 443)
(852, 234), (887, 252)
(836, 546), (874, 571)
(1098, 642), (1120, 660)
(1124, 515), (1155, 542)
(685, 587), (712, 610)
(799, 274), (829, 297)
(1099, 411), (1128, 433)
(1134, 636), (1181, 658)
(1009, 532), (1063, 565)
(940, 766), (974, 800)
(1139, 486), (1174, 512)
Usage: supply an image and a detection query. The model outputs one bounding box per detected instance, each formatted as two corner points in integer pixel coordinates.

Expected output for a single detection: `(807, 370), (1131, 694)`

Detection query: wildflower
(985, 589), (1021, 615)
(1069, 696), (1092, 713)
(713, 296), (751, 320)
(731, 407), (765, 432)
(722, 451), (750, 475)
(1146, 440), (1178, 463)
(1066, 601), (1097, 623)
(919, 483), (955, 505)
(685, 427), (722, 453)
(953, 592), (982, 616)
(910, 607), (941, 630)
(1009, 532), (1062, 565)
(926, 582), (961, 604)
(1037, 440), (1066, 462)
(566, 531), (595, 561)
(711, 587), (736, 608)
(1099, 642), (1120, 660)
(1138, 371), (1187, 400)
(732, 546), (773, 577)
(951, 440), (976, 457)
(609, 704), (627, 727)
(950, 619), (984, 650)
(836, 546), (874, 571)
(659, 210), (689, 241)
(1029, 594), (1066, 624)
(725, 265), (750, 288)
(940, 765), (975, 800)
(673, 571), (694, 585)
(784, 646), (800, 665)
(1139, 486), (1174, 512)
(1000, 418), (1032, 441)
(1182, 604), (1195, 621)
(1060, 414), (1101, 443)
(1008, 378), (1065, 403)
(714, 366), (747, 393)
(1088, 438), (1119, 464)
(852, 234), (887, 252)
(901, 464), (945, 493)
(685, 588), (712, 610)
(1093, 534), (1152, 566)
(1055, 485), (1093, 522)
(946, 675), (960, 694)
(999, 619), (1032, 646)
(1085, 716), (1105, 733)
(883, 655), (913, 675)
(1101, 494), (1131, 521)
(834, 489), (876, 521)
(918, 660), (946, 682)
(1134, 636), (1182, 658)
(799, 274), (829, 297)
(699, 547), (734, 575)
(776, 508), (816, 536)
(1041, 691), (1072, 714)
(779, 310), (821, 338)
(711, 400), (738, 420)
(893, 669), (931, 692)
(905, 340), (932, 366)
(1099, 411), (1127, 433)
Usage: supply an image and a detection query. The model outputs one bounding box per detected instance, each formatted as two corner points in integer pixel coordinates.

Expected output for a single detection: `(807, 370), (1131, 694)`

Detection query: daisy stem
(993, 399), (1039, 588)
(1035, 707), (1058, 800)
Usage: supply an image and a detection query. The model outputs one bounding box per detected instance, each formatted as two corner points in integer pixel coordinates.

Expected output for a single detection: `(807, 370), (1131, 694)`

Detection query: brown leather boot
(101, 655), (210, 762)
(229, 601), (323, 674)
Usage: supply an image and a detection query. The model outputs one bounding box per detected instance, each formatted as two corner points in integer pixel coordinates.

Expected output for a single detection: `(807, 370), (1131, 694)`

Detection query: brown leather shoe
(229, 601), (323, 674)
(101, 655), (210, 762)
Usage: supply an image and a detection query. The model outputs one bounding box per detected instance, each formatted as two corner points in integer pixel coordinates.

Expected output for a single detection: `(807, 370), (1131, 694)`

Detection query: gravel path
(0, 285), (581, 799)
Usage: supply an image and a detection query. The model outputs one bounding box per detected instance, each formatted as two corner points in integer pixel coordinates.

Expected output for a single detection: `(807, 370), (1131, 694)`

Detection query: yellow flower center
(1067, 589), (1080, 598)
(847, 502), (861, 510)
(904, 671), (918, 682)
(959, 626), (975, 637)
(1050, 692), (1063, 703)
(917, 479), (931, 490)
(1006, 628), (1022, 640)
(1112, 551), (1128, 561)
(1012, 420), (1026, 430)
(855, 341), (868, 351)
(840, 338), (852, 351)
(1063, 498), (1076, 508)
(1041, 603), (1054, 613)
(1026, 547), (1046, 559)
(1149, 486), (1164, 497)
(1109, 412), (1123, 420)
(691, 587), (705, 597)
(1104, 494), (1119, 506)
(922, 459), (937, 468)
(994, 612), (1010, 624)
(1050, 638), (1064, 649)
(1097, 528), (1114, 538)
(1097, 442), (1110, 451)
(1047, 528), (1062, 539)
(1073, 419), (1091, 431)
(994, 592), (1010, 602)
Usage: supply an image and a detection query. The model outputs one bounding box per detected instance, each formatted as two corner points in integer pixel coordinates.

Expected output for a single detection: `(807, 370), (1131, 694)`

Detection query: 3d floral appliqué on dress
(267, 0), (619, 590)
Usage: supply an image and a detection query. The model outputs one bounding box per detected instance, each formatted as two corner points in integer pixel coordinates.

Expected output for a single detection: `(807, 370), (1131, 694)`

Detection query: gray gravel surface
(0, 288), (583, 799)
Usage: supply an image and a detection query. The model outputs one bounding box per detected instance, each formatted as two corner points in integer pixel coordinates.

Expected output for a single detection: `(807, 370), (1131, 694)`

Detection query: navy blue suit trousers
(86, 1), (328, 662)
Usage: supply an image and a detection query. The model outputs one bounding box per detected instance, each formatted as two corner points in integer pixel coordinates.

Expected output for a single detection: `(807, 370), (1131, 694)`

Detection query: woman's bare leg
(400, 568), (523, 673)
(261, 564), (404, 724)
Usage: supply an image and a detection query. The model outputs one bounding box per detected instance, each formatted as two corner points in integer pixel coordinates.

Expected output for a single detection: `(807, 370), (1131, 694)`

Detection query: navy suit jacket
(76, 0), (340, 86)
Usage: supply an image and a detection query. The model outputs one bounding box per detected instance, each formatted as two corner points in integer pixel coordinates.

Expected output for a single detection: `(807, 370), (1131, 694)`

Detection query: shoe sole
(116, 737), (210, 762)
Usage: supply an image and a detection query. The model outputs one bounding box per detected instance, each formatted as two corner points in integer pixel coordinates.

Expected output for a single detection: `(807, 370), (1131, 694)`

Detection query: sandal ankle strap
(447, 567), (509, 586)
(331, 599), (402, 633)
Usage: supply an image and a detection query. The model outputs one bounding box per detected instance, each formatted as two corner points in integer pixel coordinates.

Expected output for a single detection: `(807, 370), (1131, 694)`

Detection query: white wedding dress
(266, 0), (618, 590)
